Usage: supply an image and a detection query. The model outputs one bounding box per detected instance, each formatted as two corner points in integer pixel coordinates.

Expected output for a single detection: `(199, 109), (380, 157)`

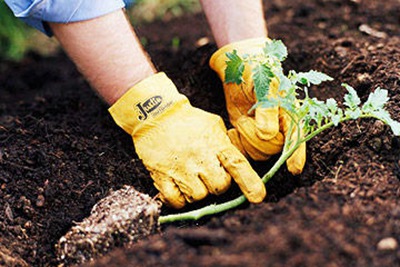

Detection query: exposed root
(56, 186), (161, 266)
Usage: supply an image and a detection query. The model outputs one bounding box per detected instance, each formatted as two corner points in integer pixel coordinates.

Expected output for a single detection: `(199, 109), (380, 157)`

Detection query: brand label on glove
(136, 95), (171, 121)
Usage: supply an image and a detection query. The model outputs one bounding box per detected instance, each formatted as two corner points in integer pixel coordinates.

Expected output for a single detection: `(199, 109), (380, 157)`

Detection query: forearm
(49, 10), (156, 105)
(200, 0), (267, 47)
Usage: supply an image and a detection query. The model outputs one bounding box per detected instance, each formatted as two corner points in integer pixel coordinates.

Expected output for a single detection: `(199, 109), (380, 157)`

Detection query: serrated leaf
(224, 50), (244, 84)
(345, 108), (362, 119)
(277, 73), (293, 94)
(371, 109), (391, 121)
(388, 120), (400, 136)
(296, 71), (333, 86)
(331, 114), (342, 126)
(342, 83), (361, 109)
(307, 98), (329, 125)
(263, 40), (288, 61)
(326, 98), (338, 113)
(362, 87), (389, 112)
(311, 98), (329, 115)
(252, 63), (274, 102)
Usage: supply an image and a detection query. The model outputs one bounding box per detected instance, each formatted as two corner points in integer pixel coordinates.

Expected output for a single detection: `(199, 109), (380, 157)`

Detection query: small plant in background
(158, 39), (400, 223)
(0, 0), (32, 61)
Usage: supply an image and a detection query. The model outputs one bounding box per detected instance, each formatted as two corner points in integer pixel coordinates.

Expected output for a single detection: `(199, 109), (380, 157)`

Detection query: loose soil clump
(1, 0), (400, 266)
(56, 186), (160, 265)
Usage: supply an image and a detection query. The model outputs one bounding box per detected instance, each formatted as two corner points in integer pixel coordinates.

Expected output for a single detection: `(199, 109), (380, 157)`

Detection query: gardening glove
(210, 38), (306, 175)
(109, 72), (266, 209)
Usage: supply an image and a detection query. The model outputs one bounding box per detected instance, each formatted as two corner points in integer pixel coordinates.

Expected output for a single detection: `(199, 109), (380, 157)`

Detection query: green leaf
(388, 120), (400, 136)
(263, 40), (288, 61)
(371, 109), (389, 121)
(326, 98), (338, 113)
(331, 114), (342, 126)
(342, 83), (361, 109)
(224, 50), (245, 84)
(252, 63), (274, 102)
(362, 87), (389, 112)
(277, 73), (293, 94)
(345, 108), (362, 119)
(296, 70), (333, 86)
(306, 97), (329, 125)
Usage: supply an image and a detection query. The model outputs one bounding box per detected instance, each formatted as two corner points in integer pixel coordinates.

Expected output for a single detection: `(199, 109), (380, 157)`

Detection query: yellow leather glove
(209, 38), (306, 175)
(109, 72), (266, 209)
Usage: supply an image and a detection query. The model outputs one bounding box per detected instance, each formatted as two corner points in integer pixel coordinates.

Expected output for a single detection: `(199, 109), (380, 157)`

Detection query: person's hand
(209, 38), (306, 175)
(109, 72), (266, 209)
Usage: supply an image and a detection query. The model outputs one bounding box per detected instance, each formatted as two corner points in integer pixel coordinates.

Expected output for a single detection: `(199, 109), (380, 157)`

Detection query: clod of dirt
(55, 186), (161, 266)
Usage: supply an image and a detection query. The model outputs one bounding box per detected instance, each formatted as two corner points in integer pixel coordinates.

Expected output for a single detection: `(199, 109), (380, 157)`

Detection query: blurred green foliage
(0, 0), (200, 61)
(0, 0), (32, 61)
(129, 0), (201, 24)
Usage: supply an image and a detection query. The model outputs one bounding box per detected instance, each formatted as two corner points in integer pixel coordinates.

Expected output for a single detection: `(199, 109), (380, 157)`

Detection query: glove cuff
(209, 37), (271, 80)
(108, 72), (188, 135)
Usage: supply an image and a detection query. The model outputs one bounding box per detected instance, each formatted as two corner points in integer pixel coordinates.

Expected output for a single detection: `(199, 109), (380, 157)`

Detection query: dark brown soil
(1, 0), (400, 266)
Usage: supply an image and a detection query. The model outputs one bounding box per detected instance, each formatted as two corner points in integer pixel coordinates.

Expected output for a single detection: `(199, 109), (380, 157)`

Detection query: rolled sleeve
(5, 0), (133, 36)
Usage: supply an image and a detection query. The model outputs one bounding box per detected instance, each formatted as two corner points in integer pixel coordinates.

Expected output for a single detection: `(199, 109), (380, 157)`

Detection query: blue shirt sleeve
(5, 0), (135, 36)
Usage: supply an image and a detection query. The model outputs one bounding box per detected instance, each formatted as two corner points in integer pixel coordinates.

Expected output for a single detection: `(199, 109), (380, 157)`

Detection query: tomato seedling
(158, 39), (400, 223)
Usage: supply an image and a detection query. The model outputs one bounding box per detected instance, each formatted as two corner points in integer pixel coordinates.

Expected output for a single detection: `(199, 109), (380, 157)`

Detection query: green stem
(158, 195), (247, 224)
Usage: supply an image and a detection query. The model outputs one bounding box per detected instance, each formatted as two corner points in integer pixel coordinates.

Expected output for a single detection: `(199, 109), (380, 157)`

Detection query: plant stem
(158, 195), (247, 224)
(157, 114), (379, 224)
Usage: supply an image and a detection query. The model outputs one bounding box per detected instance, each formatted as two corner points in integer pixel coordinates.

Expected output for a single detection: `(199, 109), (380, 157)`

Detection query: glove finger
(236, 116), (284, 158)
(227, 128), (249, 157)
(255, 106), (280, 140)
(173, 171), (209, 204)
(198, 158), (231, 196)
(151, 171), (186, 209)
(217, 146), (266, 203)
(279, 108), (306, 175)
(229, 126), (273, 161)
(286, 142), (306, 175)
(239, 132), (270, 161)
